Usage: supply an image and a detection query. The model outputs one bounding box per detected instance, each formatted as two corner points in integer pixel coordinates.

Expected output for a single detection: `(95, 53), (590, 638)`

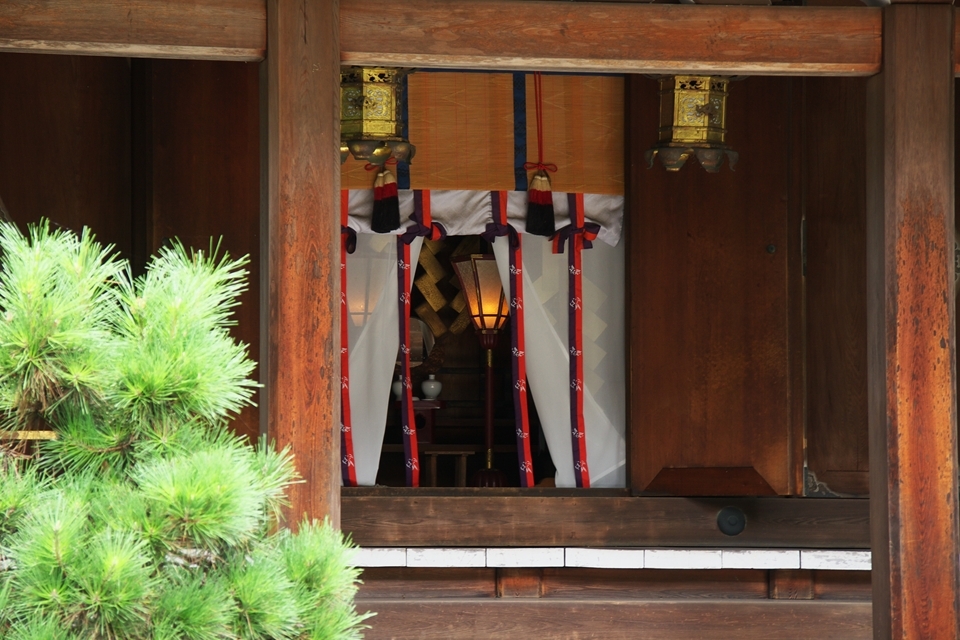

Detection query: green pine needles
(0, 221), (370, 639)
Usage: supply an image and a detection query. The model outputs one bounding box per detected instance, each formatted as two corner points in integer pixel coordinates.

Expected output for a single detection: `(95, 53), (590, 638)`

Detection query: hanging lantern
(645, 75), (738, 173)
(451, 253), (510, 487)
(340, 66), (416, 165)
(451, 254), (509, 350)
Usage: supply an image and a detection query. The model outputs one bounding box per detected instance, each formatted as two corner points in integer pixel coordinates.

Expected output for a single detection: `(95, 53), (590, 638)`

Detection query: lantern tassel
(526, 169), (555, 237)
(371, 168), (400, 233)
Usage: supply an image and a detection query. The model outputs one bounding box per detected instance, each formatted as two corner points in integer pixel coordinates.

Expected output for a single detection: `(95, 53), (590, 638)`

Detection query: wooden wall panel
(803, 77), (869, 496)
(539, 568), (768, 600)
(813, 570), (873, 601)
(359, 568), (497, 600)
(356, 567), (873, 638)
(357, 599), (871, 640)
(358, 567), (873, 602)
(0, 53), (130, 255)
(627, 75), (803, 495)
(147, 60), (261, 443)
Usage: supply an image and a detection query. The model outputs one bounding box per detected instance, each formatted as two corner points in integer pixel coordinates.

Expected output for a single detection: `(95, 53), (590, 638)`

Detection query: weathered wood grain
(542, 568), (768, 600)
(865, 5), (960, 638)
(263, 0), (341, 526)
(359, 566), (872, 602)
(341, 0), (881, 75)
(813, 570), (873, 602)
(0, 0), (264, 60)
(355, 599), (872, 640)
(358, 568), (496, 600)
(497, 568), (542, 598)
(769, 570), (814, 600)
(341, 493), (871, 548)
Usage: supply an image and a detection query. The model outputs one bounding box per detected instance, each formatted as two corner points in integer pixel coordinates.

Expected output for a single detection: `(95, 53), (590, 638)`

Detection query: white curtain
(493, 236), (626, 488)
(345, 234), (423, 486)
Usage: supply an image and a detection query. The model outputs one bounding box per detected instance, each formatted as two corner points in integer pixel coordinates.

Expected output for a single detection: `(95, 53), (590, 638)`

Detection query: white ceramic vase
(421, 374), (442, 400)
(391, 375), (403, 400)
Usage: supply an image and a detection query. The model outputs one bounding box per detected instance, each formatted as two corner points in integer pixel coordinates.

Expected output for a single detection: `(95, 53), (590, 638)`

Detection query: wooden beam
(262, 0), (341, 527)
(866, 5), (960, 639)
(4, 0), (960, 80)
(11, 0), (960, 80)
(0, 0), (264, 61)
(355, 600), (872, 639)
(341, 0), (882, 76)
(342, 491), (871, 548)
(360, 567), (859, 601)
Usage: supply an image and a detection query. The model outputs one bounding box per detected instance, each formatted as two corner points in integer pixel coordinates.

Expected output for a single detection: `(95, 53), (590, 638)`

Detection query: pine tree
(0, 221), (371, 639)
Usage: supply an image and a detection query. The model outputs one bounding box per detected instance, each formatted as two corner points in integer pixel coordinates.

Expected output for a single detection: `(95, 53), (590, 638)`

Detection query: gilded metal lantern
(645, 75), (738, 173)
(340, 66), (416, 165)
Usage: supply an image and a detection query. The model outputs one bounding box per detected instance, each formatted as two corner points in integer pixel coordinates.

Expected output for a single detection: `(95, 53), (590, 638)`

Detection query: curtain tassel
(526, 169), (556, 237)
(371, 168), (400, 233)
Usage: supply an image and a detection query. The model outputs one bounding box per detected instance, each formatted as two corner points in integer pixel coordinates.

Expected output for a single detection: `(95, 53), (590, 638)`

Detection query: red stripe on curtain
(340, 191), (358, 486)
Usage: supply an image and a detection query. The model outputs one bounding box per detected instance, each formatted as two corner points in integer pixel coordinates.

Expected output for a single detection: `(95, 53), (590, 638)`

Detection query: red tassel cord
(523, 72), (557, 237)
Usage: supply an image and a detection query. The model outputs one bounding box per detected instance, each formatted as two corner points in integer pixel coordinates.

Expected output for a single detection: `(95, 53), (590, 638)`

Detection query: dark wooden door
(627, 75), (803, 496)
(803, 77), (869, 497)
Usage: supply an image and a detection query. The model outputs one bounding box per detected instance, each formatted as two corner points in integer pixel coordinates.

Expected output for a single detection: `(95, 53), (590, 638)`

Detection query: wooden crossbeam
(9, 0), (960, 78)
(341, 0), (883, 76)
(6, 0), (960, 78)
(0, 0), (265, 61)
(342, 491), (871, 549)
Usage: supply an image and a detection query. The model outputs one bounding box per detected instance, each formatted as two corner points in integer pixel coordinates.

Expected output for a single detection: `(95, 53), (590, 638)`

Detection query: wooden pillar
(262, 0), (341, 526)
(866, 4), (959, 638)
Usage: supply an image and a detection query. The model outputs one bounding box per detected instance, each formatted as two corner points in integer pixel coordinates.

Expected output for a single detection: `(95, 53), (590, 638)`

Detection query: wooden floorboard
(355, 599), (872, 640)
